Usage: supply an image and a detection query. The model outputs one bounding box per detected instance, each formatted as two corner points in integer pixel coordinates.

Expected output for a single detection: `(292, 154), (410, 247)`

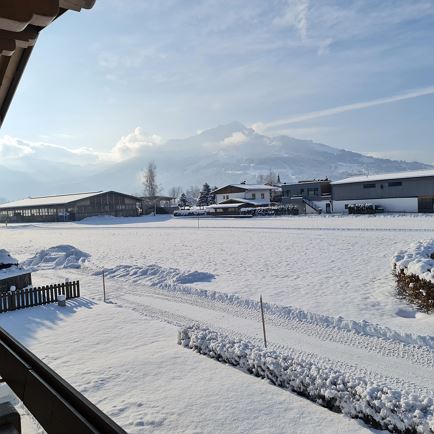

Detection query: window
(388, 181), (402, 187)
(252, 193), (256, 199)
(261, 193), (265, 199)
(363, 183), (376, 189)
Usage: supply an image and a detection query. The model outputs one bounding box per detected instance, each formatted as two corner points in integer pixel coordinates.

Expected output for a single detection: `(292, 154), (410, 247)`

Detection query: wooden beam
(59, 0), (96, 12)
(0, 0), (59, 32)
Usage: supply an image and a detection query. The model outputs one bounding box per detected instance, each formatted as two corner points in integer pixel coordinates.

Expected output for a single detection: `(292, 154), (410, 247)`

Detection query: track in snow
(49, 269), (434, 397)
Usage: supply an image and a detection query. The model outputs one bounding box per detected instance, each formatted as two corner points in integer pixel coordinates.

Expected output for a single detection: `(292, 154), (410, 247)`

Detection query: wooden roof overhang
(0, 0), (95, 128)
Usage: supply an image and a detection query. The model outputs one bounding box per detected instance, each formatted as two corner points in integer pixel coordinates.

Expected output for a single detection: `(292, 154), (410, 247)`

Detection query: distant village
(0, 168), (434, 223)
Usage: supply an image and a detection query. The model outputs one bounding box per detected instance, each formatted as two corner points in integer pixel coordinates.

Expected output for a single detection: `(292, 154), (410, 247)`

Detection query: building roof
(331, 169), (434, 185)
(0, 191), (140, 209)
(0, 266), (29, 280)
(0, 1), (96, 128)
(213, 184), (280, 194)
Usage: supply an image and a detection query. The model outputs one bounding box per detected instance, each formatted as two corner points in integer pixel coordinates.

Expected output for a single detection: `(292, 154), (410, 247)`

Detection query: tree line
(141, 161), (282, 208)
(141, 161), (217, 208)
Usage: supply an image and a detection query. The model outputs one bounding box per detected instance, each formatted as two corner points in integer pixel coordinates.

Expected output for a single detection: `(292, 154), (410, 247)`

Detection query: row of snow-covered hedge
(178, 325), (434, 434)
(392, 240), (434, 312)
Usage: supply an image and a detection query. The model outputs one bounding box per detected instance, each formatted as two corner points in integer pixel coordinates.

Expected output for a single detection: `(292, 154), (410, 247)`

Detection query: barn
(0, 191), (141, 223)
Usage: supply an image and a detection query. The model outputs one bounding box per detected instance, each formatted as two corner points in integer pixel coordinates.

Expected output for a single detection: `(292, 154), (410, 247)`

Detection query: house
(213, 183), (281, 207)
(331, 170), (434, 213)
(0, 249), (32, 292)
(281, 179), (332, 214)
(207, 199), (257, 216)
(0, 191), (141, 222)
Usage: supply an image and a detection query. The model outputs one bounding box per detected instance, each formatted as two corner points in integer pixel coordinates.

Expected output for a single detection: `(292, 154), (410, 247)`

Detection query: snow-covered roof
(331, 169), (434, 185)
(214, 184), (281, 193)
(0, 266), (29, 280)
(223, 198), (267, 205)
(208, 203), (247, 209)
(0, 249), (18, 265)
(0, 191), (104, 209)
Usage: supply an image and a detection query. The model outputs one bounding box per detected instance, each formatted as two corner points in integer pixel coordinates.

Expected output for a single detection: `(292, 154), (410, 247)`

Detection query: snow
(0, 266), (28, 280)
(0, 191), (104, 208)
(179, 324), (434, 433)
(215, 184), (281, 191)
(0, 214), (434, 432)
(332, 169), (434, 185)
(21, 245), (90, 270)
(393, 240), (434, 283)
(0, 249), (18, 265)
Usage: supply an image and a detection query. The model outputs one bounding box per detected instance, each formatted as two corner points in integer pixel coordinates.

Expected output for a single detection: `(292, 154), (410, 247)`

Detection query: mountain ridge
(0, 122), (432, 200)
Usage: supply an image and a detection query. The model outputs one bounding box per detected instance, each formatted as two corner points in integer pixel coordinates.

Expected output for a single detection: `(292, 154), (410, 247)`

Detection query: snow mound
(94, 264), (214, 286)
(0, 249), (18, 266)
(393, 240), (434, 283)
(22, 245), (90, 270)
(179, 325), (434, 434)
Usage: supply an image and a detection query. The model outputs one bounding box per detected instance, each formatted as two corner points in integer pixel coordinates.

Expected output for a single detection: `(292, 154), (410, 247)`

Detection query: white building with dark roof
(331, 169), (434, 213)
(213, 183), (281, 207)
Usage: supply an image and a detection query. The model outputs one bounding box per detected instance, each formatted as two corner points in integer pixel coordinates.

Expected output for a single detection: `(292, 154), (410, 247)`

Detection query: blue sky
(2, 0), (434, 164)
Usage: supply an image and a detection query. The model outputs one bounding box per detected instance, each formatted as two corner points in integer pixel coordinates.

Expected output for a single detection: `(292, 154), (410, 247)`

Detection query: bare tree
(168, 186), (182, 201)
(257, 170), (279, 185)
(142, 161), (160, 197)
(185, 185), (200, 206)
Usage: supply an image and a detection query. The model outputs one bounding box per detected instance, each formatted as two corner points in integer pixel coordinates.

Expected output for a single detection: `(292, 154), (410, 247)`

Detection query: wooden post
(260, 295), (267, 348)
(102, 269), (106, 302)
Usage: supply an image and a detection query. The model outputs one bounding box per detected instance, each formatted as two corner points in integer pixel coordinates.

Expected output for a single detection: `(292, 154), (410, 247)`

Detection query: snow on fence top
(392, 240), (434, 283)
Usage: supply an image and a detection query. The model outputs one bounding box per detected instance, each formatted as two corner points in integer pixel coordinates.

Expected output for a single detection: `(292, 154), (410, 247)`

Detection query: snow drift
(179, 325), (434, 434)
(22, 245), (90, 270)
(93, 264), (214, 286)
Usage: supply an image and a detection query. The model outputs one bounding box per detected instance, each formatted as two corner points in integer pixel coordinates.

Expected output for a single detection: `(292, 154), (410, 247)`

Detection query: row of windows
(284, 188), (319, 197)
(363, 181), (403, 189)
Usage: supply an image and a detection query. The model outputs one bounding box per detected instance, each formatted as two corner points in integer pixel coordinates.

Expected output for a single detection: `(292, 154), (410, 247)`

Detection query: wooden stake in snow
(102, 269), (106, 302)
(260, 294), (267, 348)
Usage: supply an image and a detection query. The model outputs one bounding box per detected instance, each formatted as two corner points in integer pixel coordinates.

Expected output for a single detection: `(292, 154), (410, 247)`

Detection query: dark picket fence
(0, 281), (80, 313)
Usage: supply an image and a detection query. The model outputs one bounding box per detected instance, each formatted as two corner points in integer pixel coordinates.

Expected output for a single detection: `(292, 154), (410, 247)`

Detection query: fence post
(260, 295), (267, 348)
(77, 281), (80, 298)
(102, 270), (106, 302)
(9, 286), (16, 311)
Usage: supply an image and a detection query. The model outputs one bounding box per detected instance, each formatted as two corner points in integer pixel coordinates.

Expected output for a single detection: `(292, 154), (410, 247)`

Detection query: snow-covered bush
(179, 325), (434, 434)
(392, 241), (434, 312)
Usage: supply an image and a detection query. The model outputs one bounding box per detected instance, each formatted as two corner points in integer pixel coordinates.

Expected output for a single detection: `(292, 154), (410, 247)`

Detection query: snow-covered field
(1, 214), (434, 433)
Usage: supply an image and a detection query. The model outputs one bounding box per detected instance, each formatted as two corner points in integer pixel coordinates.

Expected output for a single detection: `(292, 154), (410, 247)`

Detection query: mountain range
(1, 121), (432, 201)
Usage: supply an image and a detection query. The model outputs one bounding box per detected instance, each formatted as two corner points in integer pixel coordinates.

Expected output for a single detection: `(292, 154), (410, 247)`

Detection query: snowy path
(47, 269), (434, 397)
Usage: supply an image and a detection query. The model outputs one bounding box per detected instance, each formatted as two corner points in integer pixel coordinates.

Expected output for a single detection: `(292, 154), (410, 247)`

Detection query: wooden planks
(0, 281), (80, 313)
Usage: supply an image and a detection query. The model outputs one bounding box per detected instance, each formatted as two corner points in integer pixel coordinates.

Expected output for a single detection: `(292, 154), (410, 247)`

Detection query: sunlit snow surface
(1, 214), (434, 433)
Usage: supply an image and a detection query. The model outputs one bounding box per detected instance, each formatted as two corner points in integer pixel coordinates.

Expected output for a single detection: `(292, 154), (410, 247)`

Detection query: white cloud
(0, 127), (163, 167)
(254, 86), (434, 132)
(274, 0), (310, 40)
(104, 127), (162, 162)
(221, 132), (248, 147)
